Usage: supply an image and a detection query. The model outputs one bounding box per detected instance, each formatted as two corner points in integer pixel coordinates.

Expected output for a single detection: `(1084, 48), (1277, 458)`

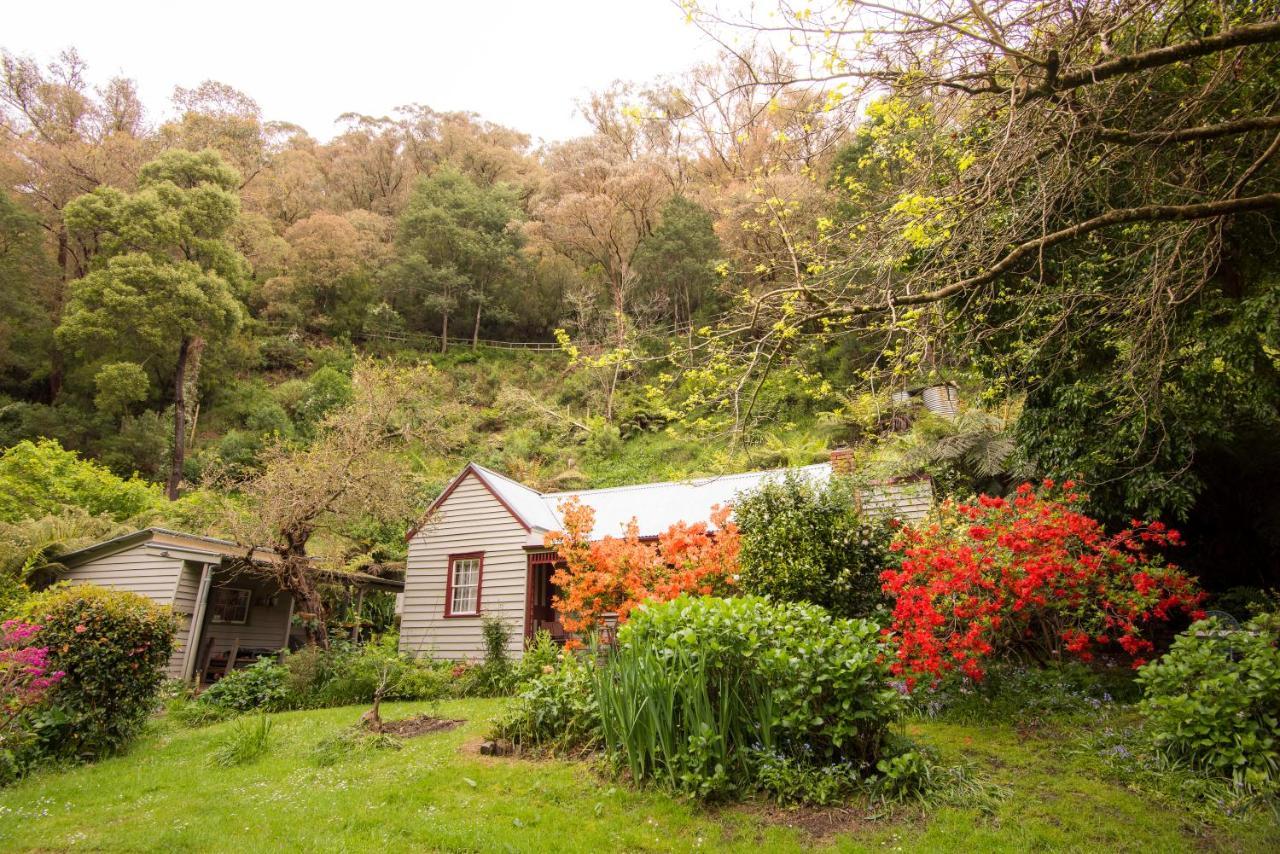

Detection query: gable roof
(55, 528), (405, 591)
(412, 461), (934, 543)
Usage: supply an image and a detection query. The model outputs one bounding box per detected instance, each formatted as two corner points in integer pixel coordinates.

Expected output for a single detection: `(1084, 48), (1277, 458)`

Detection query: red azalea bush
(545, 498), (739, 644)
(880, 480), (1204, 688)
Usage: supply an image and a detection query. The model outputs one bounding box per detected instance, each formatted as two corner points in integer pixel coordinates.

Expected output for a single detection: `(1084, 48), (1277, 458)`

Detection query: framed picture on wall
(209, 587), (251, 624)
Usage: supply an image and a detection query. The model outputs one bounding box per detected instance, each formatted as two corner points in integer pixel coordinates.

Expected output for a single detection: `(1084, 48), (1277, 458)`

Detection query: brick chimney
(829, 447), (854, 474)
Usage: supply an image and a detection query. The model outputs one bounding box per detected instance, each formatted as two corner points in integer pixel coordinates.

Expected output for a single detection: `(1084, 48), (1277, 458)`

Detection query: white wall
(401, 471), (530, 660)
(60, 544), (190, 678)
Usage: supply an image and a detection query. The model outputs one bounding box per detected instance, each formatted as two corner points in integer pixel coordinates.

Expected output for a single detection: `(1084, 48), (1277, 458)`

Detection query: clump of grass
(308, 728), (403, 767)
(208, 714), (273, 767)
(169, 698), (236, 728)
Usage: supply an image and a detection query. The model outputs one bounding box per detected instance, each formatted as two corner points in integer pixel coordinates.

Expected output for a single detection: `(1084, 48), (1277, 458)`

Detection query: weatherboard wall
(58, 542), (193, 678)
(402, 471), (529, 660)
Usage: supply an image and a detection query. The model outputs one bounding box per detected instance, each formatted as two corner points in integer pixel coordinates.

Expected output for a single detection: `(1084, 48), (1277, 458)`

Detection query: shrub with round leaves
(1138, 613), (1280, 792)
(19, 584), (177, 759)
(735, 472), (897, 619)
(595, 595), (905, 800)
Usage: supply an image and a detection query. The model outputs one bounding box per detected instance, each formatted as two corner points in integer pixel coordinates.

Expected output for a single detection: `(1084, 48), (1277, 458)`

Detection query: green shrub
(460, 616), (515, 698)
(1138, 614), (1280, 792)
(198, 658), (290, 712)
(595, 595), (905, 800)
(282, 637), (448, 709)
(0, 439), (160, 523)
(513, 629), (560, 689)
(735, 472), (896, 619)
(20, 584), (177, 759)
(208, 714), (272, 767)
(490, 650), (600, 752)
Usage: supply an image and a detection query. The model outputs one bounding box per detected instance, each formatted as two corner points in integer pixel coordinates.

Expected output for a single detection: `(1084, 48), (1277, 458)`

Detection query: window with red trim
(446, 553), (482, 616)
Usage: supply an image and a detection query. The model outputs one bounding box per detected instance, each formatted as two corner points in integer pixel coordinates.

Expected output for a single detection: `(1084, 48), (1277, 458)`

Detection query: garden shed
(52, 528), (404, 682)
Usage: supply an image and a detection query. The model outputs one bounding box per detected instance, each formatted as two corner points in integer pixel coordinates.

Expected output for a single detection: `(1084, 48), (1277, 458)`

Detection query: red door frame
(523, 551), (557, 640)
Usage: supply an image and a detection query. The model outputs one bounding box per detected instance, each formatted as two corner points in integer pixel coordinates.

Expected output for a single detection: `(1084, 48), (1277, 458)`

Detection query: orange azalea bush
(544, 498), (739, 643)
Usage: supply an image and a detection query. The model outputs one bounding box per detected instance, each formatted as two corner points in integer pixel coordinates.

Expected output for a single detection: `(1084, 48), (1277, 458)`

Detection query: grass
(0, 698), (1275, 852)
(207, 714), (273, 767)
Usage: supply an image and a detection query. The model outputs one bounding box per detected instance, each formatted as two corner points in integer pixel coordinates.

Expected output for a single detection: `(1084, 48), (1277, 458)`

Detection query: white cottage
(52, 528), (404, 682)
(400, 456), (933, 660)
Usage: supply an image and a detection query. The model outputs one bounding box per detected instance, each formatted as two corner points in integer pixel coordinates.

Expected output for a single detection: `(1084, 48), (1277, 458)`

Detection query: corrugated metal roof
(464, 461), (933, 541)
(470, 464), (561, 531)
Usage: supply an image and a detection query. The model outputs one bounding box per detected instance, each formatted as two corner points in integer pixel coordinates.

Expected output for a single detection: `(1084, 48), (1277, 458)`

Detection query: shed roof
(421, 461), (933, 543)
(56, 528), (405, 591)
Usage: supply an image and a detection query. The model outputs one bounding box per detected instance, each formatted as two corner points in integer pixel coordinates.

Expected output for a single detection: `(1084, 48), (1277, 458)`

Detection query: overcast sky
(3, 0), (735, 144)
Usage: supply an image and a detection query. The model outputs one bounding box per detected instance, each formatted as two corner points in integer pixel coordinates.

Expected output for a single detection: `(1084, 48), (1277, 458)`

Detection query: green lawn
(0, 699), (1275, 852)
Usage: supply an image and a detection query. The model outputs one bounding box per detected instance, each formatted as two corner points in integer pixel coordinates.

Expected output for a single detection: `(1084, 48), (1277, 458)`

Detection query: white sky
(3, 0), (736, 145)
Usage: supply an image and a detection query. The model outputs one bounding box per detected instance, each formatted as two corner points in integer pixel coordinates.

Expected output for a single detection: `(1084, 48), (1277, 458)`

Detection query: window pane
(450, 558), (479, 613)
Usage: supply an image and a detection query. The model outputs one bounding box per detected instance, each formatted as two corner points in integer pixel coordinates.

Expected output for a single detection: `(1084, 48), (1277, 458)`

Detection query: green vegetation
(17, 585), (177, 761)
(0, 698), (1275, 852)
(207, 714), (272, 767)
(1139, 613), (1280, 794)
(596, 596), (903, 801)
(735, 473), (895, 619)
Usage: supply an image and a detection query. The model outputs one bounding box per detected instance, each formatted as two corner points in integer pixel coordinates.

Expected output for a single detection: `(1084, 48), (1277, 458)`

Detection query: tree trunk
(167, 337), (191, 500)
(471, 299), (482, 349)
(440, 310), (449, 353)
(283, 556), (329, 649)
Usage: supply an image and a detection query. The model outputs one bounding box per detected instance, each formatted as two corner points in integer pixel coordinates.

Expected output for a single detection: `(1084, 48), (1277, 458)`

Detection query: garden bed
(377, 715), (463, 738)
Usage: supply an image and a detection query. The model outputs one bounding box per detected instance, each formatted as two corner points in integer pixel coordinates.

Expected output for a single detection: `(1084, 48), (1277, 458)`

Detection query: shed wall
(59, 544), (190, 677)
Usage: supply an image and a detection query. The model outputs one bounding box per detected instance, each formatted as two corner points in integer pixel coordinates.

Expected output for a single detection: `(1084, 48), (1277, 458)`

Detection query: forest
(1, 0), (1278, 602)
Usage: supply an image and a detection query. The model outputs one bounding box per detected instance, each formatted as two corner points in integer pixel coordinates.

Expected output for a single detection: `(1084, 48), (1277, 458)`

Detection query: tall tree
(684, 0), (1280, 509)
(0, 191), (56, 395)
(56, 149), (246, 498)
(633, 195), (723, 333)
(390, 166), (524, 349)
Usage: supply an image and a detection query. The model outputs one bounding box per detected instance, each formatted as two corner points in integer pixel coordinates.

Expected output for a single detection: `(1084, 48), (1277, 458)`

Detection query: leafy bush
(198, 658), (291, 712)
(1138, 613), (1280, 792)
(315, 638), (447, 707)
(208, 714), (272, 767)
(19, 584), (177, 759)
(735, 471), (895, 619)
(0, 439), (160, 523)
(458, 616), (515, 698)
(513, 629), (560, 689)
(279, 636), (448, 709)
(0, 619), (65, 784)
(490, 649), (600, 753)
(882, 481), (1204, 687)
(594, 595), (904, 800)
